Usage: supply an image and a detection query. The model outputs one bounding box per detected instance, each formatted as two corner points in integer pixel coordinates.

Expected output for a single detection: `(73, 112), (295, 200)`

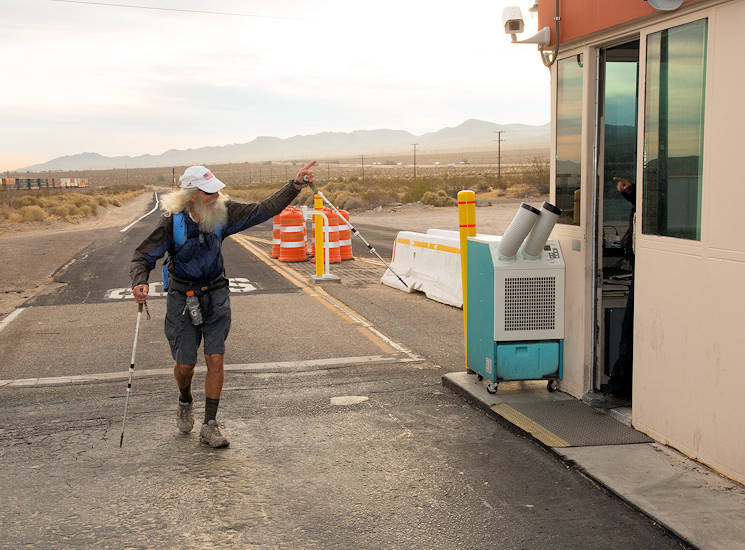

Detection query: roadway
(0, 194), (686, 549)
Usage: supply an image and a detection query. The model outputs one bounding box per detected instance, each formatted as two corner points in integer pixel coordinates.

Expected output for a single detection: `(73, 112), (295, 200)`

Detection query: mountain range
(20, 119), (549, 172)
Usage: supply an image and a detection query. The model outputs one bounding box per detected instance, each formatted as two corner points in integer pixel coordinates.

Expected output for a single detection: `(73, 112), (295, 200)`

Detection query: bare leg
(174, 363), (196, 390)
(204, 353), (225, 399)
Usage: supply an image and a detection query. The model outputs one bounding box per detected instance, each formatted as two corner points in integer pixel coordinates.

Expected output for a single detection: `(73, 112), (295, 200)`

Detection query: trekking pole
(304, 177), (408, 288)
(120, 302), (144, 448)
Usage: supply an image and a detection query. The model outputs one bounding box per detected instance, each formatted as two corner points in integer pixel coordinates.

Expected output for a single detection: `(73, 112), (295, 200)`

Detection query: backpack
(162, 212), (223, 291)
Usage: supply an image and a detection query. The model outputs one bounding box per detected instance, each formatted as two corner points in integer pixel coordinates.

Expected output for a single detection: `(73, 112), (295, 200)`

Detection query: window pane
(603, 54), (638, 228)
(643, 19), (707, 240)
(556, 55), (584, 225)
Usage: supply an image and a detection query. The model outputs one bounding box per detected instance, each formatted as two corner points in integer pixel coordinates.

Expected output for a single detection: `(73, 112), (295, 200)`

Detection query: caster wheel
(477, 374), (483, 381)
(486, 383), (499, 394)
(547, 380), (559, 393)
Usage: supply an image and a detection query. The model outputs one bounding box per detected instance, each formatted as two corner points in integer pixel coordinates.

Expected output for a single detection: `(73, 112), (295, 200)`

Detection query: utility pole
(327, 162), (330, 181)
(494, 130), (505, 178)
(172, 167), (175, 188)
(361, 154), (365, 183)
(412, 143), (418, 179)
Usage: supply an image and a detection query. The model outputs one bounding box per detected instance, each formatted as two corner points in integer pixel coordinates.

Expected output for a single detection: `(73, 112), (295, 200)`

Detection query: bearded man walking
(130, 162), (315, 447)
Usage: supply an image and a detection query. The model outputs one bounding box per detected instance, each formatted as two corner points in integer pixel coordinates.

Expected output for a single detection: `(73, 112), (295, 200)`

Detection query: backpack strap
(172, 211), (187, 251)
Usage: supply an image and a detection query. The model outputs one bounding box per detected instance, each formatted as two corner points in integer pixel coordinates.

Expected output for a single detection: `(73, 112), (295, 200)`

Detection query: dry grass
(0, 185), (146, 225)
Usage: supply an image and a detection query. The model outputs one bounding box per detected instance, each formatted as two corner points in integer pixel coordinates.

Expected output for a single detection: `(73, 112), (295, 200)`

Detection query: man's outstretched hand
(293, 160), (317, 189)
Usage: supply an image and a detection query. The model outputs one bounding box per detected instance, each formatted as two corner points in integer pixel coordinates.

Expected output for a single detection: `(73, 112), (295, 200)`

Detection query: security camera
(502, 6), (525, 38)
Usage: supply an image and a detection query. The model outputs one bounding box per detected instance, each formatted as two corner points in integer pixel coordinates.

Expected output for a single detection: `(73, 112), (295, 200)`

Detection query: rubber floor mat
(492, 400), (653, 448)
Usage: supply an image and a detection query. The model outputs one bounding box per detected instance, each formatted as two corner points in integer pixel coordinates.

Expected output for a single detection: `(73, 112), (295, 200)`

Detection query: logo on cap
(203, 172), (213, 180)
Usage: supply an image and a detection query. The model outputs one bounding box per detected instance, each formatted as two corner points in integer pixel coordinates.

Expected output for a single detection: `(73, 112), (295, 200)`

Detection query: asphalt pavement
(0, 199), (691, 549)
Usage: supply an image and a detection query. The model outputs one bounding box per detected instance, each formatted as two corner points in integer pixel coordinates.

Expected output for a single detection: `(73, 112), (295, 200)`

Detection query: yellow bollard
(458, 190), (476, 373)
(314, 194), (324, 277)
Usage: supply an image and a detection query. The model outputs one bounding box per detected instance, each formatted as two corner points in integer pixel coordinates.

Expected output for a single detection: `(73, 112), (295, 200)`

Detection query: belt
(168, 274), (229, 295)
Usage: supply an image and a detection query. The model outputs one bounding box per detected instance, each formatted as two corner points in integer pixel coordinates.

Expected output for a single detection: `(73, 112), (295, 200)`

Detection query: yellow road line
(231, 234), (420, 360)
(356, 325), (395, 354)
(491, 403), (571, 448)
(242, 236), (273, 245)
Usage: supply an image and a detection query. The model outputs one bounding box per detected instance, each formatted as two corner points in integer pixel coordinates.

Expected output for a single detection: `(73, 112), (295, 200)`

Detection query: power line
(49, 0), (300, 20)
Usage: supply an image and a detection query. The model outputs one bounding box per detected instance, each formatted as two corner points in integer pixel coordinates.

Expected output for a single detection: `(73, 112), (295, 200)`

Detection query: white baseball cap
(179, 165), (226, 193)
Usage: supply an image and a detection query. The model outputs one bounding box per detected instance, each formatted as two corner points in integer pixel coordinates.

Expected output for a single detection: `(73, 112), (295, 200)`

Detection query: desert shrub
(19, 205), (47, 221)
(342, 196), (367, 211)
(110, 198), (122, 207)
(7, 212), (23, 223)
(97, 196), (109, 207)
(78, 205), (92, 217)
(420, 190), (457, 207)
(17, 195), (42, 207)
(49, 205), (71, 218)
(66, 206), (82, 217)
(402, 180), (430, 203)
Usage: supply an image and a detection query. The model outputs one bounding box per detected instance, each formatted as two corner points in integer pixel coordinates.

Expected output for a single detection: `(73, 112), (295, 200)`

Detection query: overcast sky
(1, 0), (549, 171)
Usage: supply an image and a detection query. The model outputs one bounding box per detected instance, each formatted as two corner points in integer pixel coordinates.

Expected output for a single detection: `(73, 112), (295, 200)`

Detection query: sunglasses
(200, 189), (218, 196)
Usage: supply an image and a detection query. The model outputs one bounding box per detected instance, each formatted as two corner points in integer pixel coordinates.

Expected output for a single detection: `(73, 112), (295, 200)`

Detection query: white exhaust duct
(498, 203), (540, 260)
(522, 202), (562, 258)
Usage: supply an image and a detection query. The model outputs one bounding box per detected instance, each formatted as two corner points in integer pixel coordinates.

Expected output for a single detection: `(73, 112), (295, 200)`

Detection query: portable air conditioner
(466, 202), (564, 394)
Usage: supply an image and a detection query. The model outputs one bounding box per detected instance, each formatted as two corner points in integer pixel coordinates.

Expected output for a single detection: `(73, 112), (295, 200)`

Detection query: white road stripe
(120, 192), (159, 232)
(0, 308), (26, 333)
(0, 354), (422, 388)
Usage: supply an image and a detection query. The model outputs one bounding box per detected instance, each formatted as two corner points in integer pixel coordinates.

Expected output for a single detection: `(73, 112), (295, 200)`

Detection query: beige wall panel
(634, 246), (745, 483)
(632, 0), (745, 485)
(553, 227), (587, 398)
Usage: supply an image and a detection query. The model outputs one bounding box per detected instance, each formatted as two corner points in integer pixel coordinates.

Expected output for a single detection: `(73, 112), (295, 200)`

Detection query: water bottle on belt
(185, 290), (203, 325)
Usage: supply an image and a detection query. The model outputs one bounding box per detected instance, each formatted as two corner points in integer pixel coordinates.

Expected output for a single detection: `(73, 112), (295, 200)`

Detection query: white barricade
(381, 230), (464, 308)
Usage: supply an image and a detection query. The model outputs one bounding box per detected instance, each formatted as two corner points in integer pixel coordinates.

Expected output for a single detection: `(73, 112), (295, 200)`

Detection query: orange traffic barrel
(279, 207), (307, 262)
(338, 209), (353, 260)
(271, 214), (281, 258)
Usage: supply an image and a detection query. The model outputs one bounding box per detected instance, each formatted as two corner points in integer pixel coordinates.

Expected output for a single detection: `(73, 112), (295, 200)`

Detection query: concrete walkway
(443, 371), (745, 550)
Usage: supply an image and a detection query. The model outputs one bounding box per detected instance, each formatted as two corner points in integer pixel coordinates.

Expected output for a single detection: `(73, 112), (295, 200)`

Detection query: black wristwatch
(290, 178), (303, 190)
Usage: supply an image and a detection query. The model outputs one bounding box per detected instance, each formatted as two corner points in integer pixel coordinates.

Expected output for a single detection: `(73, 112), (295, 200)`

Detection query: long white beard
(161, 189), (228, 234)
(191, 195), (228, 234)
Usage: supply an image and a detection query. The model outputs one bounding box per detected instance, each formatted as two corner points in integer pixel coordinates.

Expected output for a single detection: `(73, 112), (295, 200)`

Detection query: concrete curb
(441, 372), (745, 550)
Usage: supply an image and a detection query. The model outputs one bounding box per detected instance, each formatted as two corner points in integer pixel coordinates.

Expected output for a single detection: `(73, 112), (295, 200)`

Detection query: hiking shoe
(177, 401), (194, 433)
(200, 420), (229, 448)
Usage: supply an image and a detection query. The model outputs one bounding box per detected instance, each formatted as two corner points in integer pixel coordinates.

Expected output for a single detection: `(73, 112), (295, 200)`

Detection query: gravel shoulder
(351, 197), (547, 234)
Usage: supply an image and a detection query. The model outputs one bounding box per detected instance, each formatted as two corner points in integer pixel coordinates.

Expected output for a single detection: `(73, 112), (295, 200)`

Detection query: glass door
(595, 40), (639, 393)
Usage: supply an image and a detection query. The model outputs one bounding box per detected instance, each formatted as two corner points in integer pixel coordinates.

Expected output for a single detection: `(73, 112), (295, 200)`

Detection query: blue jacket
(130, 181), (299, 286)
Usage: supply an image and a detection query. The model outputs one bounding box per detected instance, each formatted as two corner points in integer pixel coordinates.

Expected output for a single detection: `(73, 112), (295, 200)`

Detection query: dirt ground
(351, 197), (546, 234)
(0, 192), (545, 317)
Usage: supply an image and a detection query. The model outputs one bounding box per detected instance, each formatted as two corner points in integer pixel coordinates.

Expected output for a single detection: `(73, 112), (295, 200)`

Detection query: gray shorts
(164, 286), (231, 365)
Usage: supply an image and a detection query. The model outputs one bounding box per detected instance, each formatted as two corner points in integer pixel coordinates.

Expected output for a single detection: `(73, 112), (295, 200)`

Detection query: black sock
(205, 398), (220, 424)
(179, 385), (192, 404)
